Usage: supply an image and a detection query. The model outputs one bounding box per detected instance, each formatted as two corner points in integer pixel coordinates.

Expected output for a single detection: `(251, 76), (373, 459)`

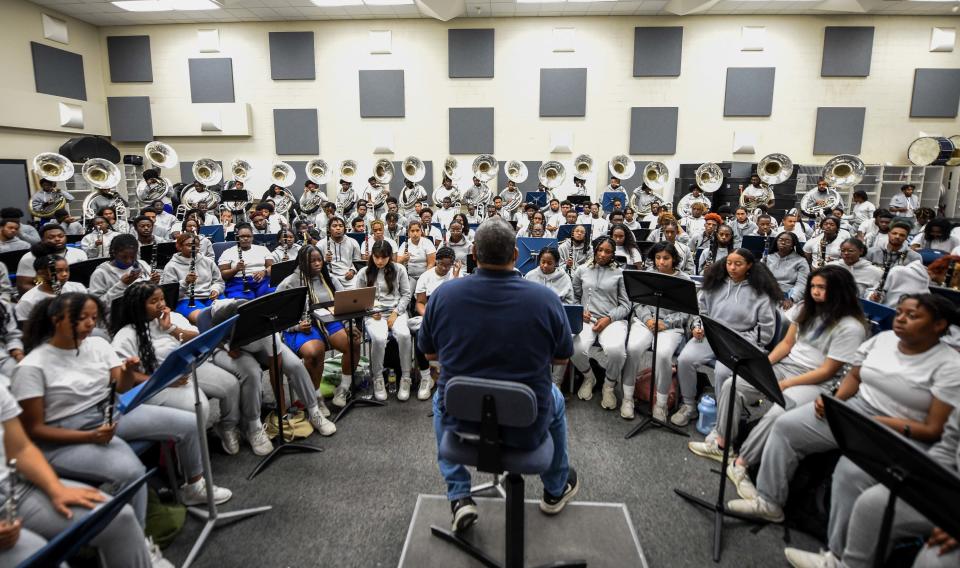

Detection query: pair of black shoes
(450, 468), (581, 533)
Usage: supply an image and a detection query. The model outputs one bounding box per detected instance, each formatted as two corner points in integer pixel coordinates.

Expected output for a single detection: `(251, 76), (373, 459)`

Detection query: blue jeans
(433, 383), (570, 501)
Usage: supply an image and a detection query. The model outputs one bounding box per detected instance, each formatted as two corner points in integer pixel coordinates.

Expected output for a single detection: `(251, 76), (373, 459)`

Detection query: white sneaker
(620, 398), (635, 420)
(688, 437), (725, 463)
(398, 376), (411, 401)
(246, 424), (274, 456)
(577, 375), (596, 401)
(145, 536), (174, 568)
(309, 407), (337, 436)
(600, 384), (617, 410)
(373, 376), (387, 401)
(332, 387), (349, 408)
(181, 479), (232, 507)
(727, 462), (758, 500)
(784, 548), (839, 568)
(417, 374), (434, 400)
(215, 426), (240, 456)
(670, 403), (698, 426)
(316, 397), (331, 418)
(652, 402), (668, 422)
(726, 496), (784, 523)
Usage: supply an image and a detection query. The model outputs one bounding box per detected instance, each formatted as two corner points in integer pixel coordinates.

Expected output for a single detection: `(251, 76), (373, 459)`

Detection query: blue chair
(430, 377), (585, 568)
(860, 298), (896, 335)
(918, 248), (947, 266)
(19, 468), (156, 568)
(212, 240), (238, 264)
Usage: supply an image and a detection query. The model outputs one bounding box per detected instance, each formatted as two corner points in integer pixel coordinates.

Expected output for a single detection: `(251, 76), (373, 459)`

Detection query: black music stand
(556, 224), (592, 243)
(822, 396), (960, 568)
(139, 241), (176, 268)
(930, 285), (960, 307)
(234, 287), (324, 479)
(67, 258), (110, 287)
(631, 228), (652, 243)
(0, 249), (28, 276)
(516, 237), (557, 274)
(252, 234), (278, 250)
(623, 271), (699, 439)
(741, 235), (774, 258)
(270, 259), (297, 287)
(320, 304), (388, 423)
(673, 315), (783, 562)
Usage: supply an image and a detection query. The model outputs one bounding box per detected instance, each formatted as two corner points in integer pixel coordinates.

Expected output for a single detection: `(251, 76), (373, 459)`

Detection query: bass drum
(947, 135), (960, 167)
(907, 136), (955, 166)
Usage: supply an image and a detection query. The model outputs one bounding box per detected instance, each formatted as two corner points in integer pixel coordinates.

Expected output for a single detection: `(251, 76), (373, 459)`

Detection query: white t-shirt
(400, 237), (436, 278)
(445, 236), (472, 264)
(12, 336), (121, 423)
(415, 267), (459, 297)
(16, 247), (87, 278)
(0, 384), (22, 485)
(803, 234), (844, 265)
(15, 282), (87, 321)
(785, 316), (865, 372)
(853, 331), (960, 423)
(112, 312), (196, 371)
(218, 244), (272, 273)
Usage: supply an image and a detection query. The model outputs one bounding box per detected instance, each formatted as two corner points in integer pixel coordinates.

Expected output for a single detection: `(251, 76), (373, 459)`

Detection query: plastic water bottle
(359, 365), (373, 400)
(387, 370), (398, 394)
(696, 395), (718, 436)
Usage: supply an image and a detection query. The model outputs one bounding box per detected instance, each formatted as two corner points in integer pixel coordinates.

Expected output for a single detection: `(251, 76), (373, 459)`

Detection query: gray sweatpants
(213, 336), (318, 414)
(571, 320), (631, 385)
(0, 479), (150, 567)
(676, 338), (733, 406)
(41, 403), (201, 526)
(755, 394), (879, 508)
(649, 329), (684, 398)
(146, 360), (241, 430)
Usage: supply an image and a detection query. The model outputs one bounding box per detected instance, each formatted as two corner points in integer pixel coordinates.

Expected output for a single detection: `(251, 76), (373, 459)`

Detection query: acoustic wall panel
(813, 107), (866, 155)
(107, 96), (153, 142)
(497, 161), (541, 195)
(359, 70), (405, 118)
(821, 27), (875, 77)
(0, 161), (31, 215)
(449, 29), (494, 78)
(269, 32), (315, 80)
(273, 109), (319, 155)
(633, 27), (683, 77)
(449, 108), (494, 155)
(107, 35), (153, 83)
(30, 42), (86, 101)
(388, 160), (434, 199)
(188, 58), (235, 104)
(179, 160), (223, 185)
(910, 68), (960, 118)
(539, 69), (587, 118)
(629, 107), (678, 155)
(723, 67), (775, 117)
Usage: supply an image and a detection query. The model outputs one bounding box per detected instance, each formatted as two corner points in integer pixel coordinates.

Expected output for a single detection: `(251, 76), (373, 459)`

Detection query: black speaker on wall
(58, 136), (121, 164)
(123, 155), (143, 166)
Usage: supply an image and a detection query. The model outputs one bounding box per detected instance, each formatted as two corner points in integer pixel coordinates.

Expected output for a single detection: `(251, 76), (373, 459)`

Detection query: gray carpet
(163, 395), (820, 567)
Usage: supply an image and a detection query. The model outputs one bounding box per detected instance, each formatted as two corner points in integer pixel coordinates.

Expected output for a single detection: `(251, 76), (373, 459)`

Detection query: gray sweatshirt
(572, 263), (630, 321)
(0, 300), (23, 361)
(695, 278), (776, 347)
(525, 267), (575, 304)
(635, 270), (693, 330)
(828, 259), (882, 298)
(356, 263), (411, 313)
(864, 244), (921, 267)
(869, 259), (929, 307)
(161, 253), (225, 299)
(88, 260), (153, 309)
(276, 270), (344, 304)
(764, 252), (810, 303)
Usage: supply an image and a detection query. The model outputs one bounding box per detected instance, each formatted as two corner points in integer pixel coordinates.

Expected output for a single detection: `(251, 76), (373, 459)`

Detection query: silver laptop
(332, 286), (376, 315)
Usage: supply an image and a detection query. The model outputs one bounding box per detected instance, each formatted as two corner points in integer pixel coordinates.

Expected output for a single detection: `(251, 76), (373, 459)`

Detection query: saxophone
(237, 243), (250, 292)
(187, 237), (198, 308)
(5, 459), (17, 525)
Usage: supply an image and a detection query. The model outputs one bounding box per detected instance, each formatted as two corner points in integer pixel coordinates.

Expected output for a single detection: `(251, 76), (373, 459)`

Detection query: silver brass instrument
(501, 160), (527, 214)
(299, 158), (330, 215)
(538, 161), (565, 201)
(815, 235), (829, 269)
(81, 159), (125, 226)
(573, 154), (593, 179)
(29, 152), (74, 218)
(742, 153), (792, 213)
(803, 154), (864, 217)
(695, 162), (724, 194)
(467, 155), (497, 212)
(270, 161), (297, 219)
(401, 156), (425, 183)
(137, 142), (178, 203)
(187, 236), (197, 308)
(609, 154), (635, 180)
(179, 158), (222, 215)
(222, 159), (252, 219)
(6, 459), (18, 525)
(399, 156), (426, 215)
(631, 161), (668, 215)
(677, 191), (711, 219)
(371, 158), (394, 209)
(435, 156), (462, 207)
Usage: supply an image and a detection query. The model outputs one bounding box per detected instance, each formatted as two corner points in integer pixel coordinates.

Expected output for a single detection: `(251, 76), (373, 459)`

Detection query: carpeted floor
(163, 393), (820, 567)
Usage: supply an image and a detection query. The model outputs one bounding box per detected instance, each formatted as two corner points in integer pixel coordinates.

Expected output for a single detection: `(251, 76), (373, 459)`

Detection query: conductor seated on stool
(418, 217), (581, 533)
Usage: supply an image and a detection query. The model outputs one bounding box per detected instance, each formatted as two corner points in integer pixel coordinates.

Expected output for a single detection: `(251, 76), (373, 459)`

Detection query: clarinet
(5, 459), (17, 525)
(703, 233), (717, 273)
(187, 237), (198, 308)
(150, 242), (158, 276)
(237, 243), (250, 292)
(300, 270), (312, 328)
(761, 234), (770, 262)
(282, 243), (290, 262)
(97, 228), (104, 258)
(944, 260), (958, 290)
(105, 381), (117, 426)
(47, 255), (61, 296)
(817, 236), (828, 269)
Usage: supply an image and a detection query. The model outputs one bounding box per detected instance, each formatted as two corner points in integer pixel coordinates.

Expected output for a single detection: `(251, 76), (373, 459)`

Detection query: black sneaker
(539, 467), (580, 515)
(450, 497), (478, 532)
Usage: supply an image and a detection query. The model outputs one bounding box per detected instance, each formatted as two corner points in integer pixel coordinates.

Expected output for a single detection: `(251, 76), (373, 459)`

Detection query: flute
(5, 459), (16, 525)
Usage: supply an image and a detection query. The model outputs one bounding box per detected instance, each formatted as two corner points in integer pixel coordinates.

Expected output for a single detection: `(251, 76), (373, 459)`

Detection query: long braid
(109, 282), (160, 373)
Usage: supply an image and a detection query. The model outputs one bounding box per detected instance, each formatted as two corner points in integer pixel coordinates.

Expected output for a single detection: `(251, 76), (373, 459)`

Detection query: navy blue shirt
(419, 267), (573, 448)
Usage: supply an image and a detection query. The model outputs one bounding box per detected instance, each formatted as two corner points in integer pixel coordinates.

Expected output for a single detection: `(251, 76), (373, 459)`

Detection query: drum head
(908, 137), (939, 166)
(948, 135), (960, 167)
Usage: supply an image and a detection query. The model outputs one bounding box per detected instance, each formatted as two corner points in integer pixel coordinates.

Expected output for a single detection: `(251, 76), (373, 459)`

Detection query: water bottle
(359, 365), (373, 400)
(696, 395), (718, 436)
(387, 370), (398, 394)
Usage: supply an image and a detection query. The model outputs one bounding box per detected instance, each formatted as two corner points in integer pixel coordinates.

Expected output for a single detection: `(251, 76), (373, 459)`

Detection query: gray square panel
(0, 161), (31, 216)
(723, 67), (775, 117)
(449, 108), (494, 155)
(813, 107), (865, 155)
(449, 29), (494, 78)
(359, 70), (405, 118)
(633, 27), (683, 77)
(629, 107), (678, 155)
(30, 42), (86, 101)
(821, 27), (874, 77)
(389, 160), (434, 199)
(539, 69), (587, 118)
(910, 68), (960, 118)
(274, 109), (320, 155)
(497, 161), (541, 195)
(188, 58), (235, 104)
(107, 35), (153, 83)
(107, 96), (153, 142)
(269, 32), (315, 81)
(179, 161), (223, 185)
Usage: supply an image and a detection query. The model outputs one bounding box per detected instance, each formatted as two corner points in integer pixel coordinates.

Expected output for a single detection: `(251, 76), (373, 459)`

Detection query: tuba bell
(339, 160), (358, 182)
(443, 156), (459, 180)
(538, 161), (565, 201)
(694, 162), (723, 193)
(573, 154), (593, 178)
(269, 161), (297, 217)
(501, 160), (527, 214)
(401, 156), (425, 183)
(137, 142), (178, 203)
(145, 142), (178, 169)
(193, 158), (223, 187)
(757, 153), (794, 186)
(29, 153), (74, 218)
(631, 161), (668, 216)
(80, 158), (126, 225)
(371, 158), (393, 209)
(609, 154), (635, 180)
(299, 158), (330, 214)
(472, 154), (498, 182)
(231, 159), (252, 183)
(800, 154), (862, 218)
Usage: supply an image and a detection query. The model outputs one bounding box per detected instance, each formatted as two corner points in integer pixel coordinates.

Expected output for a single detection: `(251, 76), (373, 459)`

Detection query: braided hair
(364, 240), (397, 294)
(296, 244), (337, 298)
(23, 292), (104, 354)
(109, 281), (161, 373)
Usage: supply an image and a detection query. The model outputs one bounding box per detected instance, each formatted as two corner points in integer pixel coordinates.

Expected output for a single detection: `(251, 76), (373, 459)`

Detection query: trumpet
(5, 459), (17, 525)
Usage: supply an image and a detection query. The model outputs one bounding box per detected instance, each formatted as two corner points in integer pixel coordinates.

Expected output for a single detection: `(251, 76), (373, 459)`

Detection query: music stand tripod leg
(332, 315), (385, 424)
(182, 360), (272, 568)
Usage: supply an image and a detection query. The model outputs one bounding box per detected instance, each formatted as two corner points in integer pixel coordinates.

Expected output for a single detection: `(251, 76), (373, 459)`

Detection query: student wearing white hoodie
(673, 249), (781, 426)
(87, 234), (158, 317)
(828, 238), (882, 298)
(867, 255), (960, 306)
(161, 232), (225, 321)
(525, 247), (574, 388)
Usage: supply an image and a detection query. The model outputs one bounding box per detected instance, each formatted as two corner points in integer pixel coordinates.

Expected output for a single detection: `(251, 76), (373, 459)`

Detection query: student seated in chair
(418, 218), (581, 533)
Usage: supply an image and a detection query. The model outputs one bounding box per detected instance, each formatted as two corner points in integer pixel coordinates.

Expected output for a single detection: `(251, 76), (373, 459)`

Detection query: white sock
(654, 396), (668, 409)
(339, 374), (352, 389)
(623, 385), (635, 400)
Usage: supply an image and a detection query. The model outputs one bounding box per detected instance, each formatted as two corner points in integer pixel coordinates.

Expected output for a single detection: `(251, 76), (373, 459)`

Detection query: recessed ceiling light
(311, 0), (364, 5)
(365, 0), (415, 5)
(516, 0), (566, 4)
(170, 0), (222, 9)
(112, 0), (172, 11)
